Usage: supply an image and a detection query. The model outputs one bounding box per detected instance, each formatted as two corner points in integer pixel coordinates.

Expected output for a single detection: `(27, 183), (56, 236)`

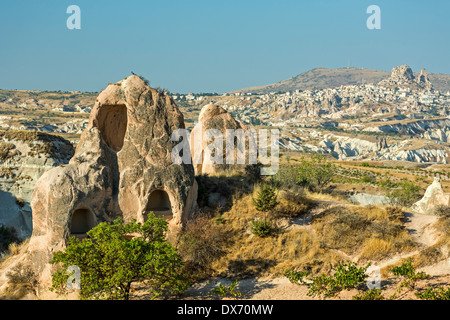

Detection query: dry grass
(359, 238), (393, 261)
(312, 205), (416, 262)
(1, 261), (38, 300)
(199, 187), (344, 278)
(181, 181), (421, 282)
(0, 239), (29, 267)
(305, 190), (352, 204)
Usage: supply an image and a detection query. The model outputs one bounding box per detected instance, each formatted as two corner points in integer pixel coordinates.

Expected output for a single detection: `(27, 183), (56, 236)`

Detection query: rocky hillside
(0, 130), (74, 240)
(230, 67), (450, 94)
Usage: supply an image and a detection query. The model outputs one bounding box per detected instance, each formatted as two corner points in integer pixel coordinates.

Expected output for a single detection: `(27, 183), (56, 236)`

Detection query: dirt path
(403, 211), (439, 248)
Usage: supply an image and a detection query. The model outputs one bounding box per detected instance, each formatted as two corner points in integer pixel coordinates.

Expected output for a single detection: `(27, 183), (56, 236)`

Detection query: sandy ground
(178, 274), (450, 300)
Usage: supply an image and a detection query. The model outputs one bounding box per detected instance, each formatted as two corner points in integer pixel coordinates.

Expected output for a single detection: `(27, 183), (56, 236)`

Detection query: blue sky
(0, 0), (449, 93)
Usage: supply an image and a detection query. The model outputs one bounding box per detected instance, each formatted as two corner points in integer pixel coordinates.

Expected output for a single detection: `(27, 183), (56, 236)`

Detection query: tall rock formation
(379, 65), (433, 90)
(417, 68), (432, 90)
(190, 104), (255, 175)
(411, 178), (450, 214)
(27, 75), (198, 285)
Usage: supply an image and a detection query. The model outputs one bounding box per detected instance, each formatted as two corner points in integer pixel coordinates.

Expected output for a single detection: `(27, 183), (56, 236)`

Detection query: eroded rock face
(389, 65), (414, 83)
(190, 104), (254, 175)
(379, 65), (433, 90)
(411, 178), (450, 214)
(27, 75), (198, 285)
(0, 131), (74, 240)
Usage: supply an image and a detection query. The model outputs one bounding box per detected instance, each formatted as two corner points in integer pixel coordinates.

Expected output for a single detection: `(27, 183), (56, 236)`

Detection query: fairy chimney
(27, 75), (198, 284)
(190, 104), (256, 175)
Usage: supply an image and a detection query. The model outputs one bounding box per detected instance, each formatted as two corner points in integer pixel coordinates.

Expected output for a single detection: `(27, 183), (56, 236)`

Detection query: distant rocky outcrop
(27, 75), (198, 286)
(318, 132), (448, 163)
(417, 68), (432, 88)
(411, 178), (450, 214)
(379, 65), (433, 91)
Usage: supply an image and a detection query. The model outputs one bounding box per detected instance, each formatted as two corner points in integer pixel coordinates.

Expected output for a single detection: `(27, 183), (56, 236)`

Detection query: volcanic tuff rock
(27, 75), (198, 285)
(190, 103), (254, 175)
(0, 130), (74, 240)
(378, 65), (433, 90)
(411, 178), (450, 214)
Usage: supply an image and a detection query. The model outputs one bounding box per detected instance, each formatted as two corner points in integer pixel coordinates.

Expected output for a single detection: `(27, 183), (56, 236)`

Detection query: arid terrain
(0, 66), (449, 301)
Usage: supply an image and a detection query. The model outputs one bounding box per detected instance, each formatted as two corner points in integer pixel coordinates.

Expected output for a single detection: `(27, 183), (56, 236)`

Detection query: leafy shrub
(391, 258), (428, 286)
(5, 263), (39, 298)
(269, 165), (299, 189)
(296, 154), (335, 192)
(51, 214), (189, 300)
(360, 174), (376, 184)
(209, 280), (242, 298)
(352, 288), (385, 300)
(284, 269), (310, 285)
(286, 262), (370, 298)
(415, 286), (450, 300)
(385, 179), (421, 207)
(390, 258), (429, 299)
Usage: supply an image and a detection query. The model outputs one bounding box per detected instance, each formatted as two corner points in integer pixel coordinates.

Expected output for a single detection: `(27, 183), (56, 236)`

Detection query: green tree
(251, 184), (278, 237)
(253, 184), (278, 219)
(296, 154), (335, 192)
(385, 179), (421, 207)
(50, 214), (189, 300)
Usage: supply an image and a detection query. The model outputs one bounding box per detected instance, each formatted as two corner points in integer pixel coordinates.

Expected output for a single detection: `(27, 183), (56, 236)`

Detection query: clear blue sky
(0, 0), (449, 93)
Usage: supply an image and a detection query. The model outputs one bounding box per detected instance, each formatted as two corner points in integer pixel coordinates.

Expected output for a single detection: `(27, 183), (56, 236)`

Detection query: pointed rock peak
(199, 104), (228, 121)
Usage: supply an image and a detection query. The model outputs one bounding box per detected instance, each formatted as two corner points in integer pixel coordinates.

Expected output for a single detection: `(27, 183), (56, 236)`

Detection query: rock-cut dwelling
(27, 75), (198, 284)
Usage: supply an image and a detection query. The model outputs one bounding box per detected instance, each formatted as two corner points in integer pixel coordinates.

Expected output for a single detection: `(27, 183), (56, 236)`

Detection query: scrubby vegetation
(285, 258), (448, 300)
(313, 205), (415, 261)
(0, 142), (18, 160)
(8, 151), (445, 300)
(4, 263), (38, 299)
(0, 130), (74, 159)
(209, 279), (242, 298)
(286, 262), (371, 298)
(175, 154), (442, 292)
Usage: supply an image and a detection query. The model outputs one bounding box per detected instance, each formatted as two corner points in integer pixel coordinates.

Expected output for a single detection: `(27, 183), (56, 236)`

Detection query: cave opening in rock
(97, 104), (128, 152)
(70, 208), (96, 236)
(144, 190), (172, 221)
